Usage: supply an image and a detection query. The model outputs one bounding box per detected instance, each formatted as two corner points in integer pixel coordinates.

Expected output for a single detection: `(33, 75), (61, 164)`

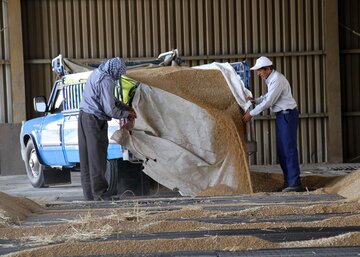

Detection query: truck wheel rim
(29, 149), (40, 178)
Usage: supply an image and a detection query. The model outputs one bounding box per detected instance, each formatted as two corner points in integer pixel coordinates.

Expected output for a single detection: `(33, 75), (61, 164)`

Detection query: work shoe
(282, 185), (304, 192)
(95, 191), (114, 201)
(96, 195), (119, 201)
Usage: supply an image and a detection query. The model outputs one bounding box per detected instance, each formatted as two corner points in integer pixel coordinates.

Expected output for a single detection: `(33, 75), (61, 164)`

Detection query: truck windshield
(48, 82), (65, 113)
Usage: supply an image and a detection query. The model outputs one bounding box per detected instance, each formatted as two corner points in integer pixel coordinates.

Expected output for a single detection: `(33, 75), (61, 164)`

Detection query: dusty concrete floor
(0, 163), (358, 202)
(0, 172), (84, 202)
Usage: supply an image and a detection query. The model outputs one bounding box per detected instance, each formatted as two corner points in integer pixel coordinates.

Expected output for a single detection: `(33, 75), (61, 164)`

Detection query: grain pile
(321, 169), (360, 201)
(125, 66), (252, 196)
(249, 171), (342, 193)
(0, 192), (43, 227)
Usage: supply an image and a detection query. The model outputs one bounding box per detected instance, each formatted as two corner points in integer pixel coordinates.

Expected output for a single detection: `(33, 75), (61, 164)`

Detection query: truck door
(62, 83), (84, 164)
(38, 84), (67, 165)
(63, 112), (80, 163)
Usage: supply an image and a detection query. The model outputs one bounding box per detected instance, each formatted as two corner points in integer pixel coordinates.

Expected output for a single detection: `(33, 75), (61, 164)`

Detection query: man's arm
(243, 81), (284, 123)
(249, 81), (284, 116)
(100, 79), (130, 119)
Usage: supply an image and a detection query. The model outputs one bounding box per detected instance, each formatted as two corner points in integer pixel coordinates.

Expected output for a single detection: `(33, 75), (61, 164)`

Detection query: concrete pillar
(325, 0), (343, 162)
(8, 0), (26, 123)
(0, 124), (24, 175)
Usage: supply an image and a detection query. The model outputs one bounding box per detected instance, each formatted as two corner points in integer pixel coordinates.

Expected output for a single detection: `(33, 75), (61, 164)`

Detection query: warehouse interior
(0, 0), (359, 175)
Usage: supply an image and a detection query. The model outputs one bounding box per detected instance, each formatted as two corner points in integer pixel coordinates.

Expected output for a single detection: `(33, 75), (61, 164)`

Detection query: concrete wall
(0, 123), (25, 176)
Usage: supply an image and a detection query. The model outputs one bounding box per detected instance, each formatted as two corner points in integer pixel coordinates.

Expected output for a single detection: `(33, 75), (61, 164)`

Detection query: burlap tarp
(117, 65), (253, 196)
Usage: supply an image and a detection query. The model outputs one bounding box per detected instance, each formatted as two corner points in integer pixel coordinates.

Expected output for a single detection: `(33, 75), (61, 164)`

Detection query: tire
(105, 159), (119, 195)
(117, 159), (149, 196)
(25, 139), (46, 188)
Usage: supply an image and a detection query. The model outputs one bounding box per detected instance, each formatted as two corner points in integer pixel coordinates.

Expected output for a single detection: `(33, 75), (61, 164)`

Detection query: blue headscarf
(98, 57), (126, 80)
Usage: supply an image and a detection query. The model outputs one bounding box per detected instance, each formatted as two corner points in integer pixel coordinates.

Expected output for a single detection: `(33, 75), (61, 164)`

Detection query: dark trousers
(78, 111), (109, 200)
(276, 109), (301, 187)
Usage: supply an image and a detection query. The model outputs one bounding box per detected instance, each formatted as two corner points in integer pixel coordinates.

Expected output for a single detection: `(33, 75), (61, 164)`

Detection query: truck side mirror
(33, 96), (47, 112)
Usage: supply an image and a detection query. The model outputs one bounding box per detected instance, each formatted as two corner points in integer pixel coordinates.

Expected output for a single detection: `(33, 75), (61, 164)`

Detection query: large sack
(119, 66), (252, 196)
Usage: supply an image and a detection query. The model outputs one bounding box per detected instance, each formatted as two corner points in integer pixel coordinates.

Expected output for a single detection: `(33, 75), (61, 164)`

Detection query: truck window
(54, 89), (64, 113)
(50, 83), (65, 113)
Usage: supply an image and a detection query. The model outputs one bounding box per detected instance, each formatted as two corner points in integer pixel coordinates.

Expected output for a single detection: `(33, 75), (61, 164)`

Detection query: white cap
(250, 56), (273, 70)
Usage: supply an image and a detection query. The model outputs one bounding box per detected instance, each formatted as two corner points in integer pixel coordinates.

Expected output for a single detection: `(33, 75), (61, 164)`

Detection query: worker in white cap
(242, 56), (302, 192)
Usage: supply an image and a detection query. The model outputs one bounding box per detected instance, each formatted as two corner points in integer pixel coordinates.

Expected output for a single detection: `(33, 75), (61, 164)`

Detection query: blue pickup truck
(19, 60), (149, 195)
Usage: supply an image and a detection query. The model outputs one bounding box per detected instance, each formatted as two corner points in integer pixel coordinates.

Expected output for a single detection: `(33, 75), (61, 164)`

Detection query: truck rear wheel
(105, 159), (150, 197)
(105, 159), (119, 195)
(25, 139), (46, 188)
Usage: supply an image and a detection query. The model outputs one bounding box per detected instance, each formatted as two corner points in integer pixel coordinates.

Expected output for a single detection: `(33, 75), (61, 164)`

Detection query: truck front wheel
(25, 139), (46, 188)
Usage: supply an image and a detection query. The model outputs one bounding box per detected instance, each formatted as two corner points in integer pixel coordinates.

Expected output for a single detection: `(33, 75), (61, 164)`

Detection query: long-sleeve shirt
(80, 69), (129, 121)
(249, 70), (297, 116)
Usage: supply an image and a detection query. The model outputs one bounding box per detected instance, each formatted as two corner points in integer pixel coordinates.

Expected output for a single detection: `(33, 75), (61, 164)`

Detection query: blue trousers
(276, 109), (301, 187)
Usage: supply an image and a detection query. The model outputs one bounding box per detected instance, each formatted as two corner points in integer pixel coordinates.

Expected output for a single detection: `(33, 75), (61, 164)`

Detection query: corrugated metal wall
(339, 0), (360, 163)
(0, 0), (12, 123)
(21, 0), (328, 165)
